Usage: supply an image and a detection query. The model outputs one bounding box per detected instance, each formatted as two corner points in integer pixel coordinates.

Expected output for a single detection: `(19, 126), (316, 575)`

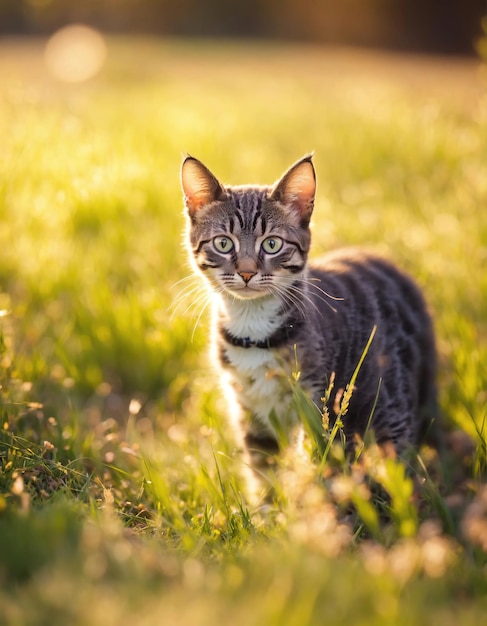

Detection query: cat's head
(181, 155), (316, 300)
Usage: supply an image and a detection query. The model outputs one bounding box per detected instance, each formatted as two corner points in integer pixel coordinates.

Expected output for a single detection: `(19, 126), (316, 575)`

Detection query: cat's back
(305, 248), (437, 446)
(308, 247), (434, 351)
(310, 248), (429, 319)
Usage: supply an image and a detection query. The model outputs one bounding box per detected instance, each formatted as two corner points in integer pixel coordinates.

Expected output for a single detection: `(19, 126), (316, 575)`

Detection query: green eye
(213, 236), (234, 254)
(261, 236), (283, 254)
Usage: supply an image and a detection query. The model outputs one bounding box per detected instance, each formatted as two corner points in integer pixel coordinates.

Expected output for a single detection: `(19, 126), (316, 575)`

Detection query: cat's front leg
(243, 429), (280, 470)
(240, 413), (307, 504)
(238, 420), (281, 503)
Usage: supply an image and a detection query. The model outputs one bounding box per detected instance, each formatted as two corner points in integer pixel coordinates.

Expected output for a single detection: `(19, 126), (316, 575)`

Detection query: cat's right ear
(181, 156), (225, 218)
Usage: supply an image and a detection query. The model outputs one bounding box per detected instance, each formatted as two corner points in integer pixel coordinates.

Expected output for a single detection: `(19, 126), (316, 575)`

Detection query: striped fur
(181, 155), (437, 480)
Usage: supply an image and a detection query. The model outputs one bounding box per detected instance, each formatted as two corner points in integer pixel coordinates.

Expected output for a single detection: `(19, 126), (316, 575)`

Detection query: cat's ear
(270, 155), (316, 223)
(181, 156), (225, 218)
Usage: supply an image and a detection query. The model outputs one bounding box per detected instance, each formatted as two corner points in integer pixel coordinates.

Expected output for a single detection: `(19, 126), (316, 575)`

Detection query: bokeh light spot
(44, 24), (107, 83)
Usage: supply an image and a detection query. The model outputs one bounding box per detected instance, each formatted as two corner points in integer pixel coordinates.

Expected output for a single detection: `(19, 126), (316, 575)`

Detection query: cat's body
(181, 155), (437, 484)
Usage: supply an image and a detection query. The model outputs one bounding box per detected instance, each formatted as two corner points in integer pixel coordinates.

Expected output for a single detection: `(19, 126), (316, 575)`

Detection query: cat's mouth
(225, 284), (269, 300)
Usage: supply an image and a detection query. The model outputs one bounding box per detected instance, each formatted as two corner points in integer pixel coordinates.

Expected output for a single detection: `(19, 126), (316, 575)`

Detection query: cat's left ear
(181, 156), (225, 218)
(270, 155), (316, 224)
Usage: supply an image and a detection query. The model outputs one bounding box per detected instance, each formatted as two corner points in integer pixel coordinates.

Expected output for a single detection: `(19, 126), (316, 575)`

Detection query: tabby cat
(181, 154), (437, 490)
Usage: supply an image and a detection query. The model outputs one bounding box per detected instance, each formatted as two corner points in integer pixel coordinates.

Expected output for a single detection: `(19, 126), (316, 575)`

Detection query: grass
(1, 35), (487, 624)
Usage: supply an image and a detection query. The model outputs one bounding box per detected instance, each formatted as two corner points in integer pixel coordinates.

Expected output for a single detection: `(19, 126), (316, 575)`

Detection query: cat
(180, 154), (437, 494)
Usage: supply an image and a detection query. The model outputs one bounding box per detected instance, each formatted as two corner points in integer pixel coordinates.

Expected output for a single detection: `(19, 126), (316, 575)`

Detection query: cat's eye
(261, 236), (283, 254)
(213, 236), (234, 254)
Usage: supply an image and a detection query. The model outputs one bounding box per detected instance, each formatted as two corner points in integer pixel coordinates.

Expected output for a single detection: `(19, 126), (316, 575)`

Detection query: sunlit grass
(0, 37), (487, 624)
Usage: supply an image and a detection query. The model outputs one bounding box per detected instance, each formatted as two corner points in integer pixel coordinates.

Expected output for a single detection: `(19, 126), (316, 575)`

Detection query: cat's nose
(238, 271), (256, 284)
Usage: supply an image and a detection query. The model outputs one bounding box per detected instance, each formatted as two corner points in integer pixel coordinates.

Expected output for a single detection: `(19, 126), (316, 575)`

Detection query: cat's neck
(216, 293), (286, 343)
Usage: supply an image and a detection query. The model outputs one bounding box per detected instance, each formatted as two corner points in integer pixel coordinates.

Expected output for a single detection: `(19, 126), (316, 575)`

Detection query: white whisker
(304, 280), (344, 302)
(191, 292), (214, 341)
(284, 282), (332, 318)
(267, 284), (307, 320)
(170, 277), (210, 321)
(170, 274), (202, 290)
(171, 282), (204, 308)
(277, 279), (339, 315)
(179, 289), (212, 318)
(280, 275), (344, 303)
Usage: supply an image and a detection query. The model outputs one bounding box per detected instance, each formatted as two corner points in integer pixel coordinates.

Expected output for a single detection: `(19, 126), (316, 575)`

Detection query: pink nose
(239, 271), (256, 284)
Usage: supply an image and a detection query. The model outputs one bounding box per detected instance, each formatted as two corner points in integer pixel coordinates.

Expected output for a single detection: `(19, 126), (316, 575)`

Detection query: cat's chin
(223, 286), (271, 301)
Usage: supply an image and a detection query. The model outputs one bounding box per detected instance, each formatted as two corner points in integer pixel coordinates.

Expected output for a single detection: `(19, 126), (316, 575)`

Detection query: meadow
(1, 36), (487, 624)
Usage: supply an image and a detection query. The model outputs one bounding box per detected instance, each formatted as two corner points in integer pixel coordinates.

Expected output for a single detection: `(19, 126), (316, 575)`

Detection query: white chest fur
(215, 295), (296, 435)
(219, 295), (285, 340)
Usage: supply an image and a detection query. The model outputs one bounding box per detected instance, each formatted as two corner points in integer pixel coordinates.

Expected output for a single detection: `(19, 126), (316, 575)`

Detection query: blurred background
(0, 0), (485, 400)
(1, 3), (487, 621)
(0, 0), (484, 55)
